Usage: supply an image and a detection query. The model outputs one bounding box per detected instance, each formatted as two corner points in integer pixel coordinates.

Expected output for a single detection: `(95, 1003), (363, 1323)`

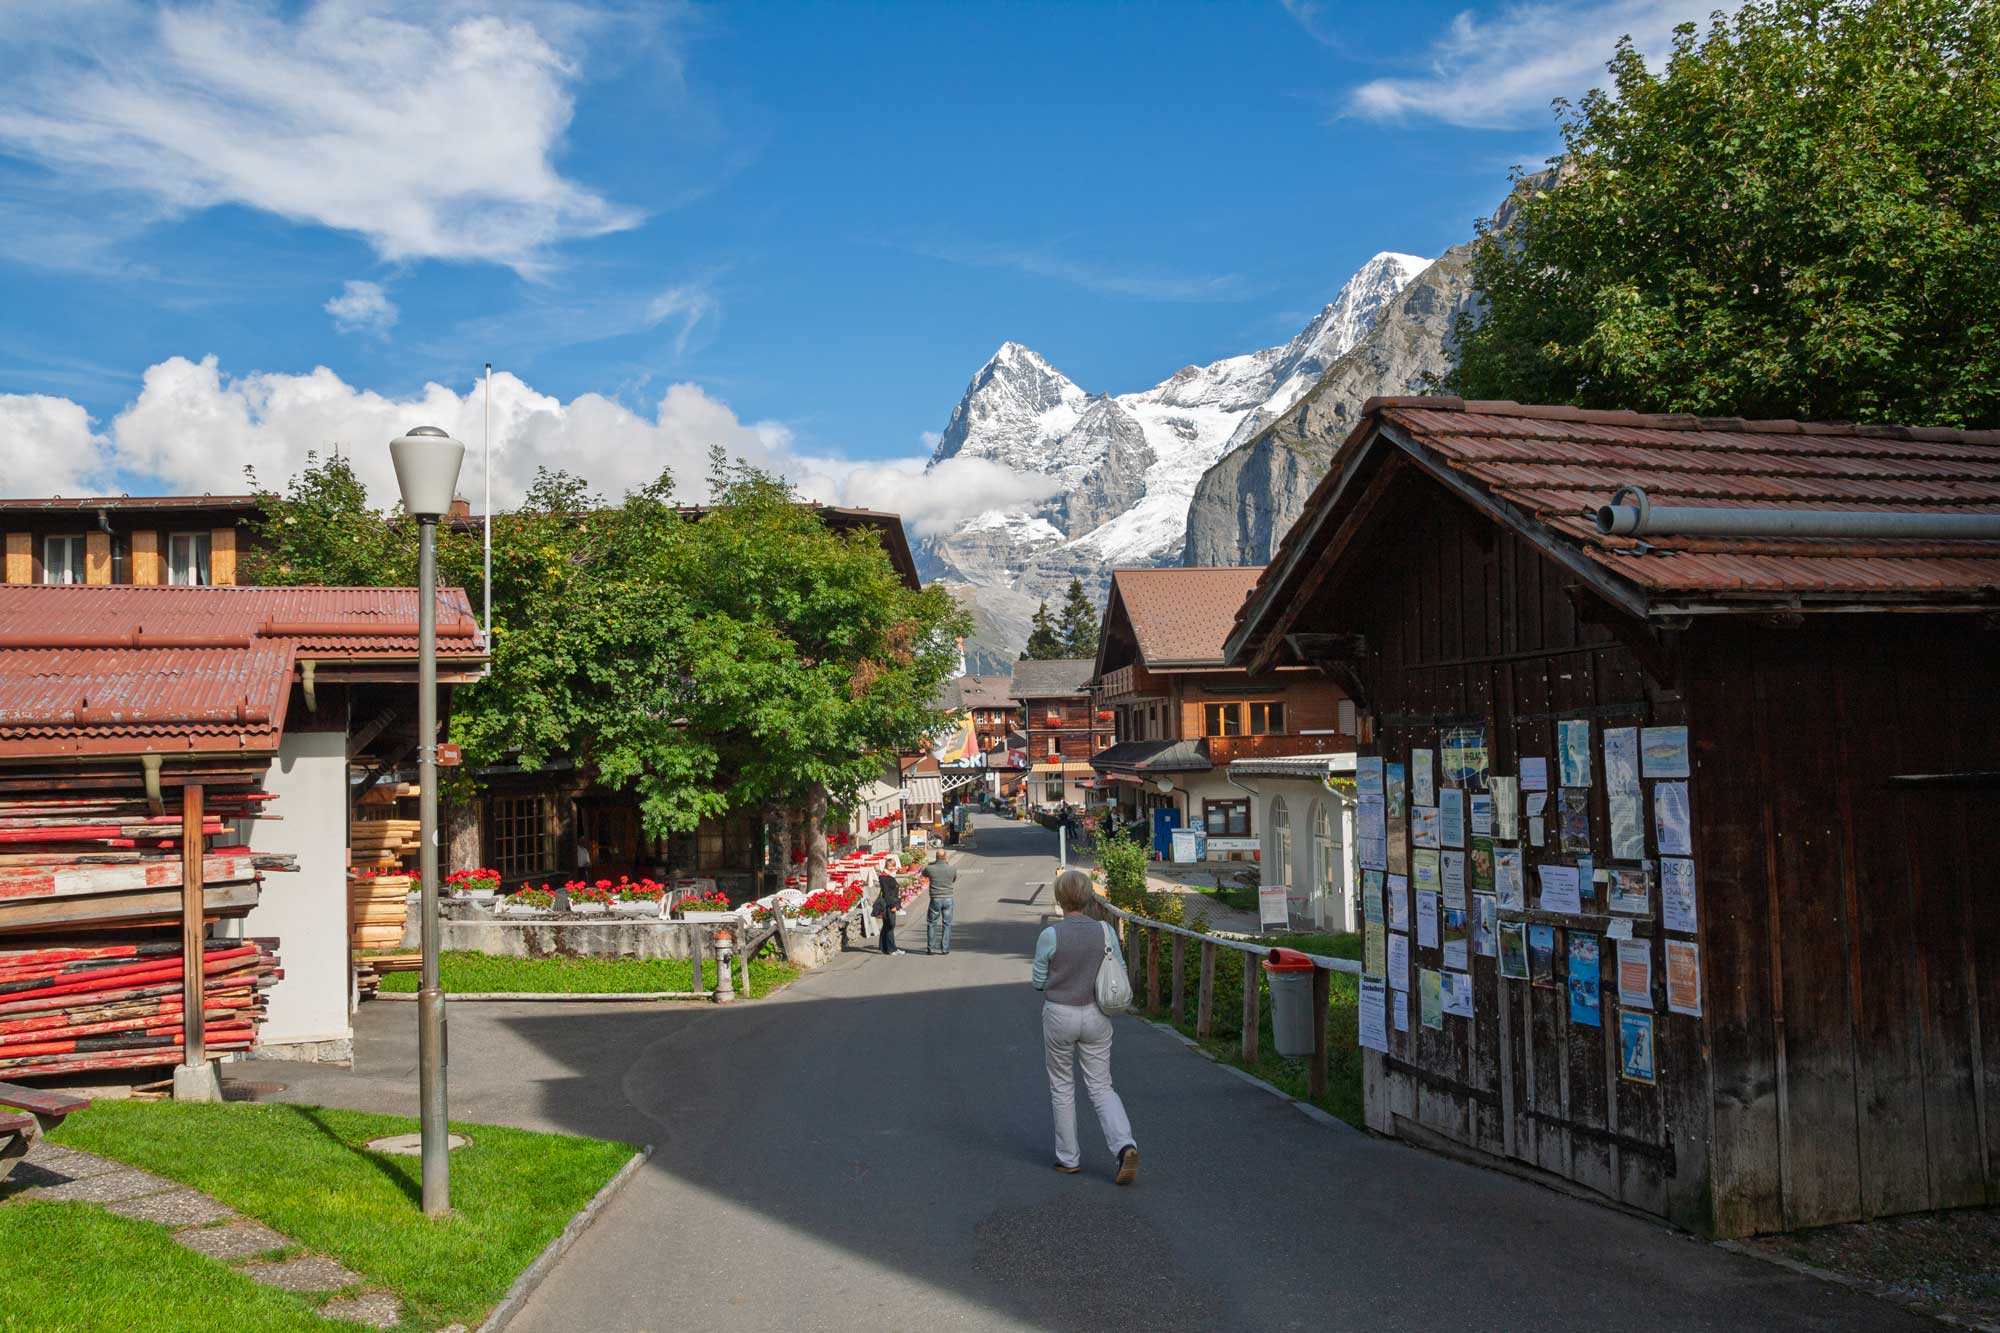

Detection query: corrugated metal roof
(0, 585), (484, 759)
(1108, 566), (1264, 666)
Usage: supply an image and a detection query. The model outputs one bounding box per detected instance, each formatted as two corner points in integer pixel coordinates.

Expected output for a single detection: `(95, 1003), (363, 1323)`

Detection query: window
(1272, 797), (1292, 892)
(1338, 698), (1358, 735)
(168, 532), (212, 586)
(1047, 736), (1059, 757)
(1311, 801), (1336, 928)
(1203, 798), (1250, 837)
(484, 795), (551, 878)
(1203, 703), (1242, 737)
(697, 817), (725, 871)
(1248, 701), (1286, 735)
(42, 535), (86, 585)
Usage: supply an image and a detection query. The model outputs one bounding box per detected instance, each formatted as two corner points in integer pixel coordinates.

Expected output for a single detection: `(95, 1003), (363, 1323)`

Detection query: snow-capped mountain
(919, 251), (1429, 669)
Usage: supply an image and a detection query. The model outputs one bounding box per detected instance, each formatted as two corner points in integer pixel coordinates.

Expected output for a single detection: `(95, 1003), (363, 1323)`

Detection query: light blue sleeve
(1031, 925), (1058, 989)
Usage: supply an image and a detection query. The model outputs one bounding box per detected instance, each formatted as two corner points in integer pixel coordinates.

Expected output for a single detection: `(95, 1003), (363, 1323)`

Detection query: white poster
(1604, 726), (1640, 794)
(1654, 781), (1693, 856)
(1417, 891), (1439, 949)
(1660, 856), (1697, 934)
(1393, 988), (1409, 1032)
(1469, 793), (1494, 837)
(1494, 847), (1525, 910)
(1387, 873), (1410, 932)
(1521, 757), (1550, 791)
(1536, 863), (1583, 915)
(1490, 776), (1519, 841)
(1359, 977), (1389, 1051)
(1357, 793), (1387, 871)
(1441, 850), (1467, 909)
(1357, 755), (1385, 796)
(1388, 931), (1410, 990)
(1441, 970), (1475, 1018)
(1259, 883), (1290, 927)
(1439, 789), (1465, 848)
(1412, 748), (1435, 807)
(1411, 805), (1442, 849)
(1617, 938), (1653, 1010)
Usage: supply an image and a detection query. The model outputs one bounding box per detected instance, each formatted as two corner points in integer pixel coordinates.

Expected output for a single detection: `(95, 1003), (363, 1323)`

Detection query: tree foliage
(1057, 577), (1100, 661)
(1452, 0), (2000, 426)
(1022, 601), (1065, 659)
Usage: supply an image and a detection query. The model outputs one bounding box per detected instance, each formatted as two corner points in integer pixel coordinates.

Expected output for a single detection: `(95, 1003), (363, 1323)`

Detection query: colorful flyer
(1469, 793), (1494, 837)
(1568, 933), (1602, 1027)
(1362, 873), (1386, 979)
(1494, 847), (1525, 910)
(1388, 931), (1409, 990)
(1439, 788), (1465, 848)
(1617, 938), (1653, 1009)
(1412, 805), (1442, 849)
(1641, 725), (1691, 778)
(1441, 970), (1474, 1018)
(1443, 907), (1469, 970)
(1528, 924), (1558, 988)
(1499, 920), (1530, 980)
(1521, 756), (1550, 791)
(1536, 863), (1583, 915)
(1441, 725), (1488, 790)
(1559, 787), (1593, 856)
(1420, 969), (1443, 1029)
(1665, 939), (1703, 1016)
(1654, 781), (1692, 856)
(1490, 775), (1520, 841)
(1357, 755), (1385, 796)
(1607, 864), (1651, 916)
(1387, 872), (1410, 931)
(1386, 763), (1409, 872)
(1413, 848), (1441, 894)
(1558, 718), (1593, 788)
(1604, 726), (1640, 792)
(1417, 890), (1440, 949)
(1412, 747), (1435, 807)
(1470, 836), (1496, 894)
(1474, 893), (1497, 957)
(1660, 857), (1696, 934)
(1358, 977), (1389, 1052)
(1620, 1011), (1657, 1084)
(1441, 850), (1467, 909)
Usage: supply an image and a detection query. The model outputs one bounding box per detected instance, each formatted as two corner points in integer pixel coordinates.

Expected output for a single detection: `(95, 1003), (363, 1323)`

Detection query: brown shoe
(1054, 1162), (1081, 1174)
(1115, 1145), (1139, 1186)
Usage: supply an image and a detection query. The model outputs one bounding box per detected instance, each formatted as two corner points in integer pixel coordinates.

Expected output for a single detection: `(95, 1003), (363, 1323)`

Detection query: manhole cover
(365, 1132), (468, 1156)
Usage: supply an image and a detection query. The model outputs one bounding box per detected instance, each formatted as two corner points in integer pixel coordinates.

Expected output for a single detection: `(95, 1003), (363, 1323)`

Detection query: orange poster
(1665, 939), (1702, 1017)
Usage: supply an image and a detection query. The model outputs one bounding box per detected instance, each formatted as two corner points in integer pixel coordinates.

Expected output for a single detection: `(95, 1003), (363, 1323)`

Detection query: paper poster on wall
(1441, 726), (1488, 790)
(1499, 920), (1529, 979)
(1521, 757), (1550, 791)
(1357, 755), (1385, 797)
(1411, 805), (1442, 849)
(1494, 847), (1525, 911)
(1665, 939), (1703, 1016)
(1604, 726), (1640, 795)
(1386, 763), (1409, 872)
(1416, 890), (1440, 949)
(1260, 883), (1290, 928)
(1559, 788), (1593, 856)
(1439, 789), (1466, 848)
(1606, 917), (1633, 940)
(1620, 1011), (1657, 1084)
(1442, 907), (1469, 970)
(1490, 776), (1519, 841)
(1441, 970), (1474, 1018)
(1420, 969), (1443, 1029)
(1412, 748), (1435, 807)
(1528, 816), (1545, 848)
(1440, 851), (1467, 909)
(1607, 864), (1651, 916)
(1528, 925), (1558, 988)
(1469, 793), (1494, 837)
(1388, 872), (1410, 931)
(1609, 790), (1645, 861)
(1617, 938), (1653, 1009)
(1474, 893), (1497, 957)
(1362, 873), (1386, 979)
(1654, 781), (1692, 856)
(1660, 857), (1696, 934)
(1577, 856), (1596, 907)
(1358, 977), (1389, 1052)
(1641, 726), (1691, 779)
(1388, 931), (1409, 990)
(1413, 848), (1441, 895)
(1470, 836), (1496, 895)
(1558, 719), (1593, 788)
(1357, 794), (1387, 871)
(1393, 987), (1409, 1032)
(1536, 863), (1583, 915)
(1568, 933), (1602, 1027)
(1526, 791), (1549, 817)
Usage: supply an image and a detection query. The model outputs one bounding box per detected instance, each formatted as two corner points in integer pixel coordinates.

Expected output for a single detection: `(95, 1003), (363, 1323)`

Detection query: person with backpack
(874, 864), (905, 956)
(1030, 867), (1138, 1184)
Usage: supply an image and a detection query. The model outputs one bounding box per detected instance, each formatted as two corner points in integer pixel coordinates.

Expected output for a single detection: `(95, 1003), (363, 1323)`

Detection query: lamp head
(389, 425), (466, 518)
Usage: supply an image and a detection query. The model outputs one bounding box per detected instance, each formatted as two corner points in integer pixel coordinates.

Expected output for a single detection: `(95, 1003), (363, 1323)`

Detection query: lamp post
(389, 424), (465, 1218)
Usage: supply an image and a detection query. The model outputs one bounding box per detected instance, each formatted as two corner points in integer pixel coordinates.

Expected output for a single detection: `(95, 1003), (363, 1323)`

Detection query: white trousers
(1042, 1001), (1136, 1168)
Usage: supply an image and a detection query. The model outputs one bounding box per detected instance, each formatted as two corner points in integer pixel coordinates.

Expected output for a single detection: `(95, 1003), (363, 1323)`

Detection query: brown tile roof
(1110, 567), (1264, 667)
(1232, 398), (2000, 654)
(1006, 658), (1096, 701)
(0, 585), (483, 759)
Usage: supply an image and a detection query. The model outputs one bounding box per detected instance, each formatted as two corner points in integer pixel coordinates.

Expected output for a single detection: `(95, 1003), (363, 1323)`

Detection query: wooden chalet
(1008, 658), (1103, 811)
(0, 495), (262, 587)
(1227, 396), (2000, 1237)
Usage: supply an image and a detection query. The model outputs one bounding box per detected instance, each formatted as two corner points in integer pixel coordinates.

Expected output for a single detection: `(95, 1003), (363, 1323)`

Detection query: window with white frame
(42, 535), (86, 585)
(168, 532), (212, 586)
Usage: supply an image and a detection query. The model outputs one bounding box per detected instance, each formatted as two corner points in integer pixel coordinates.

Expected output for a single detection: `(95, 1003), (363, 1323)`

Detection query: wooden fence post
(1147, 928), (1163, 1014)
(1170, 934), (1186, 1025)
(1309, 964), (1331, 1102)
(180, 784), (206, 1068)
(1196, 941), (1216, 1040)
(1241, 951), (1261, 1064)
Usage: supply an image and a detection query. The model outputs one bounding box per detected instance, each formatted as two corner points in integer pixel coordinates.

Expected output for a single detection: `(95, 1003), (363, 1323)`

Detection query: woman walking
(1031, 868), (1138, 1184)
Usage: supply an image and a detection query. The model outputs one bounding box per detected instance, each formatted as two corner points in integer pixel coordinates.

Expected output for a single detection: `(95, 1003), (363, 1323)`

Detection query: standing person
(874, 864), (904, 956)
(1031, 868), (1138, 1184)
(922, 849), (958, 955)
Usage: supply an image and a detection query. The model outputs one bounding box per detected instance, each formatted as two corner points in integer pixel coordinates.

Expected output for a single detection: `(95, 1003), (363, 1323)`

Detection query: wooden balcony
(1204, 732), (1356, 763)
(1098, 663), (1163, 704)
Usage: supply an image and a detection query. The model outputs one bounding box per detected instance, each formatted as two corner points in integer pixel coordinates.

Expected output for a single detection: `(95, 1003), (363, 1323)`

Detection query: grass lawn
(0, 1199), (349, 1333)
(378, 949), (800, 997)
(49, 1100), (636, 1331)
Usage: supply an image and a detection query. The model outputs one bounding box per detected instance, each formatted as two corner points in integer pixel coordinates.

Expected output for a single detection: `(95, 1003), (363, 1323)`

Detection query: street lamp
(390, 424), (465, 1218)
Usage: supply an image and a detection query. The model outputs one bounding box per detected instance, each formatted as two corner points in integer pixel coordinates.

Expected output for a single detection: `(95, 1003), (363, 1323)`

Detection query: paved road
(263, 814), (1918, 1331)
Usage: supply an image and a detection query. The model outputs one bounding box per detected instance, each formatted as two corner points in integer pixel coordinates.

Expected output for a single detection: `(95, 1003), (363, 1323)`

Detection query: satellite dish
(1154, 777), (1175, 794)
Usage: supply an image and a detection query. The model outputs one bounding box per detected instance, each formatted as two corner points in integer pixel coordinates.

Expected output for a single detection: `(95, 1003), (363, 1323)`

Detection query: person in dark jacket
(874, 866), (904, 955)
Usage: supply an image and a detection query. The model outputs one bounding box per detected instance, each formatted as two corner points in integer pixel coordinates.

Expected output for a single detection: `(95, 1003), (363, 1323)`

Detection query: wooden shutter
(85, 531), (112, 585)
(131, 530), (161, 585)
(209, 527), (237, 585)
(2, 534), (27, 585)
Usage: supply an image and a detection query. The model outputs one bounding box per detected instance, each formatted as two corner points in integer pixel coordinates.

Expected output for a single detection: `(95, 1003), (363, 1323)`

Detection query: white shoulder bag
(1095, 920), (1134, 1013)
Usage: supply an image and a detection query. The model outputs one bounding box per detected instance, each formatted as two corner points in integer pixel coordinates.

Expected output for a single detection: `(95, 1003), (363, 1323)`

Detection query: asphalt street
(261, 813), (1921, 1332)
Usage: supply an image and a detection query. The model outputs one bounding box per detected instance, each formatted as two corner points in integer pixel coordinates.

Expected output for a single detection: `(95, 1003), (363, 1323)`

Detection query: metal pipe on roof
(1595, 485), (2000, 540)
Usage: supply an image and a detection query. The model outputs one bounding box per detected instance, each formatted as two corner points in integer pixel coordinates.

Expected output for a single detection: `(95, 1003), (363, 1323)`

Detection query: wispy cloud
(644, 283), (717, 358)
(908, 238), (1254, 304)
(1345, 1), (1737, 130)
(1279, 0), (1343, 50)
(325, 280), (399, 336)
(0, 1), (650, 275)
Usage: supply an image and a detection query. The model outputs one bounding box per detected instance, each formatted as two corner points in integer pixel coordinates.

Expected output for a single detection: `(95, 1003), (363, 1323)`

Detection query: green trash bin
(1263, 948), (1318, 1057)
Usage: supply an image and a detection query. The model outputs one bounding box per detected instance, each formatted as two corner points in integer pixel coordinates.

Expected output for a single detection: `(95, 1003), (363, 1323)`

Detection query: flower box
(612, 901), (662, 919)
(679, 910), (741, 924)
(500, 906), (552, 919)
(570, 902), (609, 916)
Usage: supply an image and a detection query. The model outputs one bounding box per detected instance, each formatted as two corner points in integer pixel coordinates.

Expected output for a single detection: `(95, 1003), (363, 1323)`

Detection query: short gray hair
(1053, 868), (1095, 913)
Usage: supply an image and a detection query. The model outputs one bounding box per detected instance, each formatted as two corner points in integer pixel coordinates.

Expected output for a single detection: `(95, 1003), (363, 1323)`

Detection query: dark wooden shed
(1226, 397), (2000, 1237)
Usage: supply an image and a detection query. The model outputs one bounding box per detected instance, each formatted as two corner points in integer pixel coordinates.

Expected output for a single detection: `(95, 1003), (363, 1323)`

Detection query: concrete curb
(478, 1144), (653, 1333)
(1713, 1239), (1993, 1331)
(1141, 1018), (1358, 1134)
(374, 992), (712, 1003)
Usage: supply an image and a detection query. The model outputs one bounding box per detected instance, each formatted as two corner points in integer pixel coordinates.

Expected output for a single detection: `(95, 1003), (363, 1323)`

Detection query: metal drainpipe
(1596, 485), (2000, 540)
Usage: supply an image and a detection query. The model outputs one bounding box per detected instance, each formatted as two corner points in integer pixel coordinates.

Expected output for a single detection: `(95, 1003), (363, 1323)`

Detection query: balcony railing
(1097, 663), (1161, 704)
(1204, 733), (1356, 763)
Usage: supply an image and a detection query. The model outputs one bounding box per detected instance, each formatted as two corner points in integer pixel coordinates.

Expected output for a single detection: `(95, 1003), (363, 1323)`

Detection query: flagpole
(482, 362), (493, 638)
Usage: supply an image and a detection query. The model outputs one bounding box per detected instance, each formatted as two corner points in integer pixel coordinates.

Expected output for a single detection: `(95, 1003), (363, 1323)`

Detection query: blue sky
(0, 1), (1725, 520)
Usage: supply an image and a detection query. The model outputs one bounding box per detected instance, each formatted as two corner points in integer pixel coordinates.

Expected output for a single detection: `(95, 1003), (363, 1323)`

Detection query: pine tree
(1058, 577), (1099, 660)
(1023, 601), (1064, 659)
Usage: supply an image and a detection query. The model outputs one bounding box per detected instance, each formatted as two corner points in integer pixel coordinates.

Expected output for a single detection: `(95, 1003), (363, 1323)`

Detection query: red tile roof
(1108, 567), (1265, 667)
(1233, 399), (2000, 654)
(0, 585), (484, 759)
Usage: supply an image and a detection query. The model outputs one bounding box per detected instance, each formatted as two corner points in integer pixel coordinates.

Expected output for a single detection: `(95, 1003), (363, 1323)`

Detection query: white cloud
(0, 393), (109, 494)
(325, 280), (399, 335)
(0, 1), (640, 273)
(643, 283), (716, 357)
(797, 455), (1061, 538)
(1345, 1), (1737, 130)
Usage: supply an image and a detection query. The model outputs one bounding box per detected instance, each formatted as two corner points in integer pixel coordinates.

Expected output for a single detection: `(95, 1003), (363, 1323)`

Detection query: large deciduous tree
(1452, 0), (2000, 427)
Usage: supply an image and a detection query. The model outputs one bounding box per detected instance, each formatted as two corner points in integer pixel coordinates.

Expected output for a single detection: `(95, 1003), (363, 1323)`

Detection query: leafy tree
(241, 454), (415, 587)
(1057, 577), (1099, 660)
(1023, 601), (1064, 659)
(1452, 0), (2000, 427)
